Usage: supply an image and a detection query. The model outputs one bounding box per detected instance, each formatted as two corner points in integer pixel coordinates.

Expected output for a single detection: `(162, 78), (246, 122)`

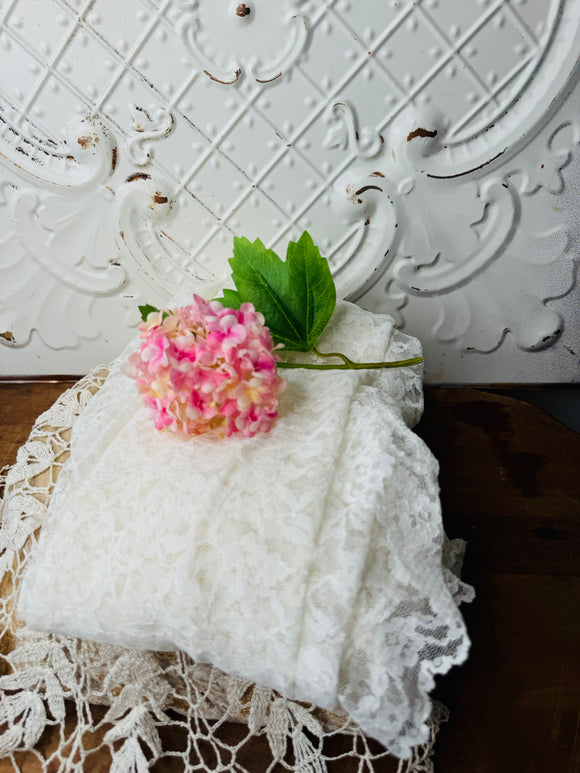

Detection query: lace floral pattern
(1, 302), (473, 771)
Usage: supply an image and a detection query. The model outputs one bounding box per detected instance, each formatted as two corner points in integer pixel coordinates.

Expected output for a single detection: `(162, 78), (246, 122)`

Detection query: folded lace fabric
(17, 299), (473, 759)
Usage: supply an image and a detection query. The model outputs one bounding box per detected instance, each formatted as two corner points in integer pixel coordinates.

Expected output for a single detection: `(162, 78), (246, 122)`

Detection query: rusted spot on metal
(204, 69), (241, 85)
(364, 218), (370, 226)
(126, 172), (151, 183)
(66, 155), (74, 162)
(137, 72), (156, 91)
(407, 127), (438, 142)
(289, 14), (308, 32)
(15, 146), (27, 156)
(119, 230), (124, 239)
(256, 72), (282, 83)
(236, 3), (251, 16)
(109, 259), (121, 267)
(355, 184), (383, 195)
(542, 329), (561, 343)
(426, 148), (507, 180)
(160, 230), (189, 255)
(134, 105), (153, 126)
(111, 146), (117, 172)
(565, 346), (576, 355)
(77, 135), (93, 149)
(149, 192), (171, 211)
(0, 331), (14, 343)
(371, 171), (385, 177)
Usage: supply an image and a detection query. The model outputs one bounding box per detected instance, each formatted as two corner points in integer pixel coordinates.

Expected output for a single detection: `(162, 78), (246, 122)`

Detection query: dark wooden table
(1, 382), (578, 773)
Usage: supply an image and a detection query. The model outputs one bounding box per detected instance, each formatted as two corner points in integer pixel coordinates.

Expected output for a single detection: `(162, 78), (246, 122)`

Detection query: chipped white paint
(0, 0), (577, 381)
(127, 105), (174, 166)
(323, 102), (384, 159)
(178, 0), (309, 84)
(0, 113), (116, 187)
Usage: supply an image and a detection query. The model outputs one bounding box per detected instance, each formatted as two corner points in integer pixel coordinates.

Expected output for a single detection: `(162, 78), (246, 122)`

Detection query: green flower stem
(311, 348), (353, 366)
(277, 354), (423, 371)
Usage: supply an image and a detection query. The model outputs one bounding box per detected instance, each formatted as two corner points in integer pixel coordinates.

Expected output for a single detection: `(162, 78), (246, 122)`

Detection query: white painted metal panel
(0, 0), (578, 381)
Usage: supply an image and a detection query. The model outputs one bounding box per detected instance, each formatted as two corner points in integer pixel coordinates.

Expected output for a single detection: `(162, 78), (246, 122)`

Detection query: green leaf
(213, 288), (243, 310)
(229, 231), (336, 351)
(138, 304), (160, 322)
(285, 231), (336, 349)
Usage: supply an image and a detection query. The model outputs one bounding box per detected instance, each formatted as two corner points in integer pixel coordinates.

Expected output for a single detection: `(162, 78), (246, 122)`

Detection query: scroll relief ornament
(127, 105), (175, 167)
(0, 112), (184, 351)
(0, 115), (125, 350)
(325, 103), (579, 354)
(178, 0), (309, 84)
(116, 172), (216, 299)
(0, 111), (117, 189)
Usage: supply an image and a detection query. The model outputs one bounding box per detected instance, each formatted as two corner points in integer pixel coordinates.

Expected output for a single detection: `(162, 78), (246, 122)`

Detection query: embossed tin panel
(0, 0), (578, 381)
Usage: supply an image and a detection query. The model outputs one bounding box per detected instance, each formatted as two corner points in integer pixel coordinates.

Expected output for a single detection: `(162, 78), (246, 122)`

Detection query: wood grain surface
(0, 382), (578, 773)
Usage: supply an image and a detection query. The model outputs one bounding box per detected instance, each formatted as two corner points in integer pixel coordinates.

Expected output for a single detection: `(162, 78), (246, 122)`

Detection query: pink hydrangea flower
(124, 295), (286, 438)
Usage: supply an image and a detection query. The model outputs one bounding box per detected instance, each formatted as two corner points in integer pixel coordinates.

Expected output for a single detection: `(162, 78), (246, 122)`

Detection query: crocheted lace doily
(0, 365), (471, 772)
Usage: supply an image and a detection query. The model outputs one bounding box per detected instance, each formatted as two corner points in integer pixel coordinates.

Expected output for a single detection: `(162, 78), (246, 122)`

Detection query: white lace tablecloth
(0, 302), (473, 772)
